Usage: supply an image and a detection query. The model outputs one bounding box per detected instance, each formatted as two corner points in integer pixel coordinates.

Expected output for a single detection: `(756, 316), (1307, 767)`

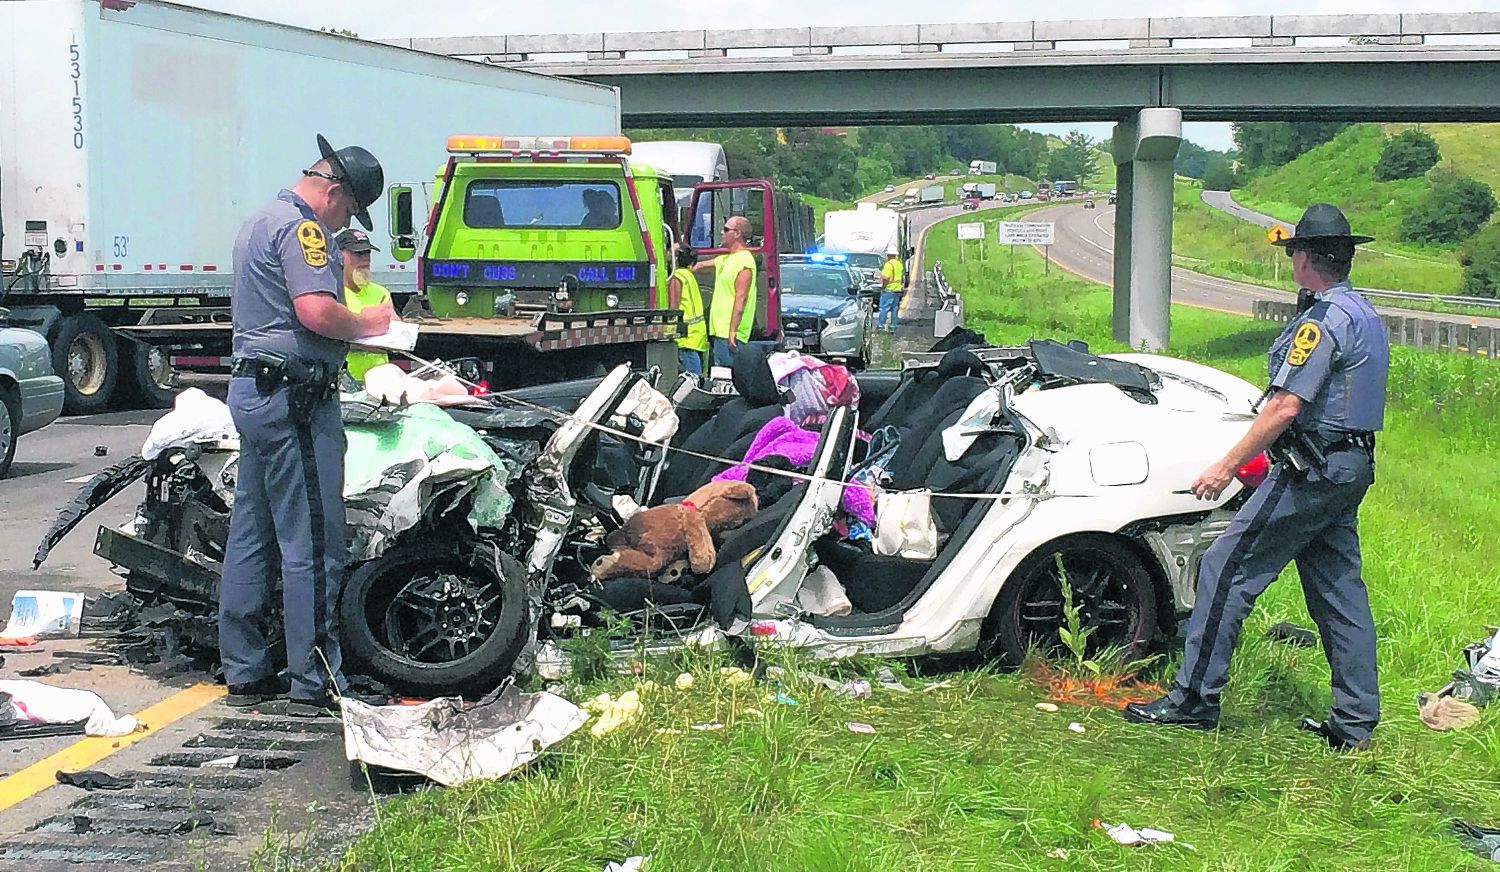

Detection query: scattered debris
(921, 680), (955, 693)
(1025, 661), (1162, 710)
(202, 755), (241, 769)
(768, 692), (798, 706)
(845, 722), (876, 735)
(841, 680), (872, 699)
(341, 684), (586, 787)
(171, 812), (237, 836)
(2, 590), (85, 639)
(1266, 621), (1318, 648)
(587, 691), (643, 738)
(140, 388), (236, 460)
(1, 680), (140, 737)
(1068, 722), (1086, 734)
(1035, 702), (1060, 713)
(55, 769), (135, 791)
(1418, 693), (1481, 731)
(1452, 820), (1500, 862)
(690, 722), (724, 732)
(874, 667), (912, 693)
(1046, 848), (1069, 860)
(1095, 820), (1185, 848)
(94, 445), (108, 457)
(602, 857), (650, 872)
(674, 672), (695, 690)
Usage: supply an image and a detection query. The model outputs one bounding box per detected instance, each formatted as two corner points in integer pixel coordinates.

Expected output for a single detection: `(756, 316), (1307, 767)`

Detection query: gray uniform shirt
(230, 190), (347, 368)
(1268, 281), (1389, 433)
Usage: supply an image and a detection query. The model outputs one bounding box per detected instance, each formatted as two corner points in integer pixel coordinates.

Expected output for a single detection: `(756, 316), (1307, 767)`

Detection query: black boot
(286, 688), (389, 719)
(1299, 717), (1371, 752)
(1122, 696), (1219, 731)
(226, 675), (290, 708)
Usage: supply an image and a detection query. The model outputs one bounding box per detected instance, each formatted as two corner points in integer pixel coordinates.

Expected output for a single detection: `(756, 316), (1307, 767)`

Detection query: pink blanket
(713, 417), (876, 524)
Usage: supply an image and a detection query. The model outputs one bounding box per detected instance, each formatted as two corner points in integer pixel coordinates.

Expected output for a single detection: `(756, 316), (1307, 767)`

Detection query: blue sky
(188, 0), (1500, 151)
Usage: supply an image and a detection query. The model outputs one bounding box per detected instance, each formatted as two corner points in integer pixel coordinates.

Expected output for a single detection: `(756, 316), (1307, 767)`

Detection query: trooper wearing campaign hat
(1124, 202), (1390, 751)
(219, 135), (394, 717)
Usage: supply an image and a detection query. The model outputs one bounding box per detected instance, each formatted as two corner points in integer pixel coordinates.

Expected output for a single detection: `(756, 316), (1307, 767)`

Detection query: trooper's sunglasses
(302, 168), (344, 183)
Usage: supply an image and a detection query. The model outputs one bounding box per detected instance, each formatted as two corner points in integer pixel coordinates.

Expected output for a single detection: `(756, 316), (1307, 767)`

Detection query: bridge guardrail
(1353, 287), (1500, 311)
(1254, 299), (1497, 358)
(931, 261), (965, 338)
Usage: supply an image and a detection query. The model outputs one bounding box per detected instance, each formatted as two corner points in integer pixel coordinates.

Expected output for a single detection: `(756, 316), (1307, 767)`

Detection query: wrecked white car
(36, 337), (1265, 694)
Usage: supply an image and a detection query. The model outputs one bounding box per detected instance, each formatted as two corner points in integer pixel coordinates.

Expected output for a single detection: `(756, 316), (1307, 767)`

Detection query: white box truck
(822, 202), (910, 283)
(1, 0), (620, 413)
(969, 160), (997, 175)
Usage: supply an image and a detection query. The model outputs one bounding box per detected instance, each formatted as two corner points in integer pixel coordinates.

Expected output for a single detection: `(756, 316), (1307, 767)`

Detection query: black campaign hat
(316, 134), (384, 231)
(1272, 202), (1373, 247)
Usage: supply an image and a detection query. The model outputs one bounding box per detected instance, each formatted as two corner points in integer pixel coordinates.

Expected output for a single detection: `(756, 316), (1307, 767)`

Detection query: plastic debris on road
(1035, 702), (1060, 713)
(0, 679), (140, 737)
(603, 856), (650, 872)
(1068, 722), (1086, 734)
(341, 684), (586, 787)
(846, 722), (876, 735)
(587, 690), (643, 738)
(2, 590), (85, 639)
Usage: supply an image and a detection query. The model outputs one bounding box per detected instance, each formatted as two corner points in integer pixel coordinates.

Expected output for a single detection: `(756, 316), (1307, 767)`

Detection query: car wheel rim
(68, 333), (107, 396)
(1014, 550), (1143, 656)
(379, 566), (501, 666)
(146, 346), (175, 390)
(0, 412), (11, 459)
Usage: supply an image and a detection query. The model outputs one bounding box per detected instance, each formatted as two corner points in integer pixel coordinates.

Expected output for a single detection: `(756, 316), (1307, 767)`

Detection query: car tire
(122, 340), (177, 409)
(50, 313), (118, 416)
(0, 385), (18, 479)
(982, 534), (1159, 667)
(339, 540), (529, 695)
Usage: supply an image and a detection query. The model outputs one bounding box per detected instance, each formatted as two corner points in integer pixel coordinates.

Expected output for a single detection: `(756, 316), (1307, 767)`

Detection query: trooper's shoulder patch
(294, 220), (328, 268)
(1287, 321), (1322, 367)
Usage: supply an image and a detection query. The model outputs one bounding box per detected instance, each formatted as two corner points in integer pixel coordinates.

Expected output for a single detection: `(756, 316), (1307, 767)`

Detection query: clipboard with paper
(352, 319), (419, 352)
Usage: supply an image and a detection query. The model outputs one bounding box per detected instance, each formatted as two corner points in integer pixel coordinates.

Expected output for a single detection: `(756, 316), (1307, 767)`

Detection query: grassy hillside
(1393, 122), (1500, 195)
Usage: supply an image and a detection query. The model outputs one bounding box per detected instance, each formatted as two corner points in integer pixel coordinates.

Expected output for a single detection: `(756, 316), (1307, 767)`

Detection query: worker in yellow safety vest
(668, 243), (707, 376)
(877, 247), (905, 333)
(335, 228), (394, 381)
(708, 215), (757, 368)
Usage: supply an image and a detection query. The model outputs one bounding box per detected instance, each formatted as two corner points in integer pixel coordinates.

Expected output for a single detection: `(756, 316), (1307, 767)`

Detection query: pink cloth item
(767, 351), (829, 383)
(713, 418), (876, 524)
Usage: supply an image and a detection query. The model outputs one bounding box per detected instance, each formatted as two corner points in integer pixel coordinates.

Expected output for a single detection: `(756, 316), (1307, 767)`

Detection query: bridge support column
(1111, 108), (1182, 351)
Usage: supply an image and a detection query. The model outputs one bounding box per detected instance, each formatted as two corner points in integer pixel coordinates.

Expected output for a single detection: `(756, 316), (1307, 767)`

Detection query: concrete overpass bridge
(382, 12), (1500, 350)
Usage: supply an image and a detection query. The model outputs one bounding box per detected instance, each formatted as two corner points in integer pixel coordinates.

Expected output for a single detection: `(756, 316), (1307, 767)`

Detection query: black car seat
(816, 376), (1023, 614)
(655, 346), (784, 499)
(865, 347), (987, 433)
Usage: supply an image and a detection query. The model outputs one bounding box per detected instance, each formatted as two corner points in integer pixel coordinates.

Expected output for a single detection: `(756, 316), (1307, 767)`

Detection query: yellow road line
(0, 682), (225, 814)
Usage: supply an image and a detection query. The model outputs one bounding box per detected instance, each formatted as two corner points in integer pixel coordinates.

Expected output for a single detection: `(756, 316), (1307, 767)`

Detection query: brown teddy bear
(590, 480), (759, 582)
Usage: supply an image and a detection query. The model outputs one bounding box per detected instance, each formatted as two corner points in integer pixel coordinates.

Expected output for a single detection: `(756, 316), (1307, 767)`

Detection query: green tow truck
(131, 134), (814, 387)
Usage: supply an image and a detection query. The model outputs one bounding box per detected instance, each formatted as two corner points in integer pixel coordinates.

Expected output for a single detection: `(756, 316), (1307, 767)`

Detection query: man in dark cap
(219, 135), (393, 717)
(1124, 203), (1389, 751)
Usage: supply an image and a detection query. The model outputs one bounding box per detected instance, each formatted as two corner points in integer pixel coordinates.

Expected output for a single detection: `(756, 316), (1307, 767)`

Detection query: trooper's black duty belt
(230, 352), (339, 419)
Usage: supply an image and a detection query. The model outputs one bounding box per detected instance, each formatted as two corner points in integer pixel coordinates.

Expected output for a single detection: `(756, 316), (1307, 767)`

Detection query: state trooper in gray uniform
(1124, 203), (1389, 751)
(219, 135), (394, 717)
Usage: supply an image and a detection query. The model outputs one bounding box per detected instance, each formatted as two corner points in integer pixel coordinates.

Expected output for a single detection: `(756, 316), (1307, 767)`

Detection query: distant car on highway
(0, 322), (66, 478)
(949, 168), (963, 176)
(1109, 188), (1118, 205)
(924, 173), (936, 180)
(884, 184), (896, 192)
(1084, 197), (1096, 209)
(1020, 190), (1034, 200)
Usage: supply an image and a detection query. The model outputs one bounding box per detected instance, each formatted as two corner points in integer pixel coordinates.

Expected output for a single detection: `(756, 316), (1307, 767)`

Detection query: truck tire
(122, 340), (178, 409)
(0, 385), (18, 479)
(50, 313), (118, 416)
(339, 540), (529, 695)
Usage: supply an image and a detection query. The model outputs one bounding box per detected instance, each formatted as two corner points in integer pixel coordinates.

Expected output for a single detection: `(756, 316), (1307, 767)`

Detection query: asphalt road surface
(1030, 202), (1500, 329)
(0, 417), (372, 869)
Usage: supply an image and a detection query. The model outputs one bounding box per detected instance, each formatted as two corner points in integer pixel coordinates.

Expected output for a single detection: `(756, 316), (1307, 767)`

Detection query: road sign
(998, 221), (1055, 246)
(1267, 224), (1292, 244)
(956, 222), (985, 240)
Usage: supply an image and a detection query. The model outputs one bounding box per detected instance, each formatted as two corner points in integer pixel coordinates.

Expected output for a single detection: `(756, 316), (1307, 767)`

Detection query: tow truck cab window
(463, 180), (623, 229)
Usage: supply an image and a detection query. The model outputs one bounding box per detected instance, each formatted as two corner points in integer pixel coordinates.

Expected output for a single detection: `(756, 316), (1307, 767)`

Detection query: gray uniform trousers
(219, 376), (346, 701)
(1168, 447), (1379, 742)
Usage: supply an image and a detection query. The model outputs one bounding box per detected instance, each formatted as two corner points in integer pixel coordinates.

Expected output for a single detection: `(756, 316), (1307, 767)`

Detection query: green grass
(329, 223), (1500, 871)
(1175, 181), (1468, 299)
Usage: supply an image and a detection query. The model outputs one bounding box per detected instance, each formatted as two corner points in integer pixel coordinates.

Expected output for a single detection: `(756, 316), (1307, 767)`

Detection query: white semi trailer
(0, 0), (620, 412)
